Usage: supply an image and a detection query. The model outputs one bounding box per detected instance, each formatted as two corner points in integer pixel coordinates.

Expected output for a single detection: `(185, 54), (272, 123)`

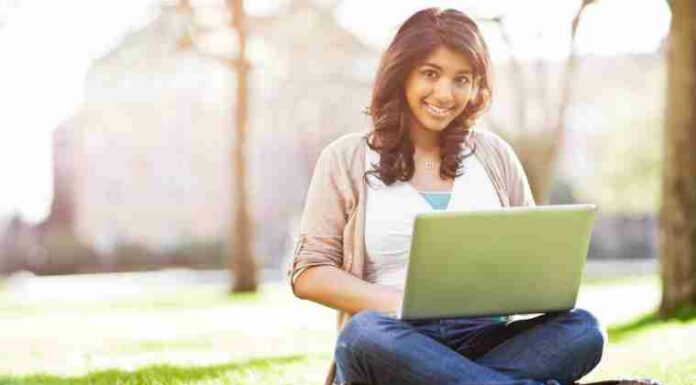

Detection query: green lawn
(0, 274), (693, 385)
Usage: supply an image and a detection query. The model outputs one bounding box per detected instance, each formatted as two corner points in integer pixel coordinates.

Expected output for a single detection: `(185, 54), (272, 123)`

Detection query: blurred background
(0, 0), (670, 280)
(2, 1), (695, 383)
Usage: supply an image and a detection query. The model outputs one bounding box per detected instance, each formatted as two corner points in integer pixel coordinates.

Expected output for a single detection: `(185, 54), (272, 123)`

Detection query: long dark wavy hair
(366, 8), (493, 185)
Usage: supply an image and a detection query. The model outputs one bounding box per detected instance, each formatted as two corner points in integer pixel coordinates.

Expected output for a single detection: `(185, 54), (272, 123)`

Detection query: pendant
(424, 160), (435, 170)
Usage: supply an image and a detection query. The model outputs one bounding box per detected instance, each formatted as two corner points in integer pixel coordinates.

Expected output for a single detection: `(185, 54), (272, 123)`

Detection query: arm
(294, 265), (403, 315)
(289, 138), (398, 314)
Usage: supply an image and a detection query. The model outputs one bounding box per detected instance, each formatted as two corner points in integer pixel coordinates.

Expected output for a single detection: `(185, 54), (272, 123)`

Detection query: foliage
(571, 57), (666, 214)
(585, 115), (663, 214)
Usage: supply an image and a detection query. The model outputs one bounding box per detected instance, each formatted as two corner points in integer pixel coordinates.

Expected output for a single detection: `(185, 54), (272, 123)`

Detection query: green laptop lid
(400, 204), (596, 320)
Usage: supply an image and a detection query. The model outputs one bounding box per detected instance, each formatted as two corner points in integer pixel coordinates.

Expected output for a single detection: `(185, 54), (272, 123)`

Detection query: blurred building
(484, 53), (665, 260)
(55, 1), (375, 266)
(46, 1), (665, 270)
(485, 52), (665, 212)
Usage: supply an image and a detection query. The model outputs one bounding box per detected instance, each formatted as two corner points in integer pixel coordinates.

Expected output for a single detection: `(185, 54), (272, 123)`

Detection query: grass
(608, 306), (696, 342)
(0, 356), (331, 385)
(0, 273), (694, 385)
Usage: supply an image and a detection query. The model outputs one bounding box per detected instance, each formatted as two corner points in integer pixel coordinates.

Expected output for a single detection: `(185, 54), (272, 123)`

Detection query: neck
(409, 121), (440, 156)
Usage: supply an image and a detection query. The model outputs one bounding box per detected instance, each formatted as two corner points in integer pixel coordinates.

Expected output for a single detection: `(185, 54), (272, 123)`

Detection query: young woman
(289, 8), (607, 385)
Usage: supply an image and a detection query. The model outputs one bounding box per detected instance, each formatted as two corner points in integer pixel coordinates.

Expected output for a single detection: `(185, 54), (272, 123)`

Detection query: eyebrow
(421, 63), (473, 76)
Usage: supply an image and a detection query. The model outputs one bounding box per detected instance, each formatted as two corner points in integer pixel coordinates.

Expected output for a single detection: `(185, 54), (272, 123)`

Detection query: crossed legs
(334, 309), (605, 385)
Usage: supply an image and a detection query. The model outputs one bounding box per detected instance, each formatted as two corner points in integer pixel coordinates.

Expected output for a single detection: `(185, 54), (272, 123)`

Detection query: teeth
(424, 103), (451, 117)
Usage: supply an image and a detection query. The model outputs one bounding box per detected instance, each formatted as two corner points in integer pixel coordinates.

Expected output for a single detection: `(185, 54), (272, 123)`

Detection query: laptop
(397, 204), (596, 320)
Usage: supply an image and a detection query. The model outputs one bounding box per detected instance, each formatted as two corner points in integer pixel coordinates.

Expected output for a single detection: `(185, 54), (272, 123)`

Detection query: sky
(0, 0), (671, 224)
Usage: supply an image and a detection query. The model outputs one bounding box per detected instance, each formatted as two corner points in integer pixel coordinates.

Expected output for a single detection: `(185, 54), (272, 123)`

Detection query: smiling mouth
(423, 102), (453, 118)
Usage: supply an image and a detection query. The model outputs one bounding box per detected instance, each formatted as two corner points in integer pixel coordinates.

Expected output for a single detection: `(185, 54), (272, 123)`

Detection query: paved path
(0, 259), (657, 302)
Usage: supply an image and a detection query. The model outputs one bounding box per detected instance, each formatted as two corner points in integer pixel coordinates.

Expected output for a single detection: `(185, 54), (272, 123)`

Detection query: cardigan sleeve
(471, 129), (535, 208)
(500, 138), (536, 207)
(287, 142), (354, 295)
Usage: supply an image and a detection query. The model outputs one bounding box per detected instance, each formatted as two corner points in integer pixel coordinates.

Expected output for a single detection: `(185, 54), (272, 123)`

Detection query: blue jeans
(334, 309), (605, 385)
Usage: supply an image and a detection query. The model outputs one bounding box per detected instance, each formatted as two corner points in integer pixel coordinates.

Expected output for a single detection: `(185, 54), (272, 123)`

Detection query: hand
(385, 287), (404, 315)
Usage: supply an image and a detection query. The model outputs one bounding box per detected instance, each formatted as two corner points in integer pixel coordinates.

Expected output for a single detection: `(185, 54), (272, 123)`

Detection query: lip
(422, 102), (454, 118)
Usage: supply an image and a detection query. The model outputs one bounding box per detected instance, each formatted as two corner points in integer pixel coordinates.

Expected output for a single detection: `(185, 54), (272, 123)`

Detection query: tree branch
(553, 0), (595, 146)
(479, 16), (528, 136)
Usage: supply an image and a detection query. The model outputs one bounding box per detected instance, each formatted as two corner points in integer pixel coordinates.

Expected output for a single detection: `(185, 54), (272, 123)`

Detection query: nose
(432, 79), (454, 106)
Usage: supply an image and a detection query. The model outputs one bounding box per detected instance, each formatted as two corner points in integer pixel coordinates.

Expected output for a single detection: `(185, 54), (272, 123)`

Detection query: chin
(411, 111), (456, 133)
(423, 120), (453, 132)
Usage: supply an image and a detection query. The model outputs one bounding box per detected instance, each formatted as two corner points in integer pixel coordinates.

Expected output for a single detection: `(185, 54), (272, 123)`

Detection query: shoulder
(323, 132), (368, 155)
(469, 129), (519, 163)
(468, 128), (522, 177)
(469, 129), (513, 152)
(310, 132), (369, 191)
(319, 132), (369, 168)
(468, 129), (534, 206)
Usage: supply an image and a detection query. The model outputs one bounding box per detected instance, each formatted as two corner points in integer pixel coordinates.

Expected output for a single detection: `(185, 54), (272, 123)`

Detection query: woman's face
(404, 45), (476, 133)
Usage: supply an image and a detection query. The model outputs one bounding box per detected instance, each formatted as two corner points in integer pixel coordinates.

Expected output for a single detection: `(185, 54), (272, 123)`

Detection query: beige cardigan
(288, 129), (535, 385)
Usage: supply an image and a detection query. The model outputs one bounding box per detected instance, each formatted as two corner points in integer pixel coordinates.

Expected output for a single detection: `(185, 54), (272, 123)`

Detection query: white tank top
(364, 146), (501, 289)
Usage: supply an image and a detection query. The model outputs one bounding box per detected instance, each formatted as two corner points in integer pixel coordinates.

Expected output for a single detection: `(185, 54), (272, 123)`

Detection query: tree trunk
(659, 0), (696, 316)
(229, 0), (257, 293)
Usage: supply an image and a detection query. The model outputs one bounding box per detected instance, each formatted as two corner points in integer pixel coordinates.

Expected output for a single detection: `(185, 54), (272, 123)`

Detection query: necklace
(424, 160), (436, 171)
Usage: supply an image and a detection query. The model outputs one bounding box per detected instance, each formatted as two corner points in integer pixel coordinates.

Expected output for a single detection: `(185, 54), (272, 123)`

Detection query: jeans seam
(438, 320), (447, 343)
(538, 326), (604, 384)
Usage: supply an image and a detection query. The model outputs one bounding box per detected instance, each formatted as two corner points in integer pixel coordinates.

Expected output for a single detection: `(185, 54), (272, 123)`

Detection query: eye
(421, 69), (438, 80)
(455, 76), (471, 87)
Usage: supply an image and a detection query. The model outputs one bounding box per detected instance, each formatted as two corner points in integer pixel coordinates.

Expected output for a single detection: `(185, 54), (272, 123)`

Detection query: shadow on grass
(608, 306), (696, 342)
(0, 355), (309, 385)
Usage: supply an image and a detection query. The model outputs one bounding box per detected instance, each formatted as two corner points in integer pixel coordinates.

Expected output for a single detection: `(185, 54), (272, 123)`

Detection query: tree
(177, 0), (257, 292)
(482, 0), (595, 203)
(659, 0), (696, 316)
(227, 0), (256, 292)
(177, 0), (361, 292)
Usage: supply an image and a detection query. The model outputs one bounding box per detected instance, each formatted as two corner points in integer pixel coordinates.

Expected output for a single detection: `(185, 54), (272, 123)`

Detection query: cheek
(455, 90), (474, 109)
(406, 79), (431, 100)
